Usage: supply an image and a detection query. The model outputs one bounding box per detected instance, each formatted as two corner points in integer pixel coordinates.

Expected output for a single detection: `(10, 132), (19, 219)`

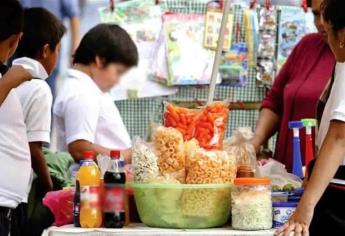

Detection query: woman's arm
(252, 108), (280, 153)
(277, 120), (345, 235)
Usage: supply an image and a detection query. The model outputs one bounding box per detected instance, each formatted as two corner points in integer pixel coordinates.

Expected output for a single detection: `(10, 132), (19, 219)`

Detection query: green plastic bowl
(132, 183), (232, 229)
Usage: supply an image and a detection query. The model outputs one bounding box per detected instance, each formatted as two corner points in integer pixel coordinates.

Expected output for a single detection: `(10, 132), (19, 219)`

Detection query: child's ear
(95, 56), (106, 69)
(8, 33), (22, 57)
(42, 44), (50, 59)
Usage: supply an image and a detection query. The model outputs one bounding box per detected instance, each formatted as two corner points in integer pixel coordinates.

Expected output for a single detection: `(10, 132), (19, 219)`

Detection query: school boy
(0, 0), (32, 235)
(14, 7), (66, 196)
(53, 24), (138, 163)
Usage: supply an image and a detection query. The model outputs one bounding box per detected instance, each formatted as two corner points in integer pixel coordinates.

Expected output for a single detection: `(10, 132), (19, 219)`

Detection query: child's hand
(6, 65), (32, 83)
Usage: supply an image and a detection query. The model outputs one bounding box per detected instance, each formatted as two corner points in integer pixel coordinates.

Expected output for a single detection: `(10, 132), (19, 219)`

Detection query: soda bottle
(103, 150), (126, 228)
(79, 151), (102, 228)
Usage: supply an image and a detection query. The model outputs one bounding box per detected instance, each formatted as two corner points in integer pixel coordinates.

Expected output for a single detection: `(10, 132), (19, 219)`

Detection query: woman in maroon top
(252, 0), (335, 171)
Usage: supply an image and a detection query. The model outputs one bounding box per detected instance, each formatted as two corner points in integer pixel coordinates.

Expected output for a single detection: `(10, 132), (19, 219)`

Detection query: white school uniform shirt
(52, 69), (131, 152)
(14, 57), (51, 203)
(317, 62), (345, 184)
(0, 73), (31, 208)
(14, 57), (52, 143)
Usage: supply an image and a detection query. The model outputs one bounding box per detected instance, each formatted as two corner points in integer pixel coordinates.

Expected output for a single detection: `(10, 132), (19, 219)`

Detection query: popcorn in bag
(132, 137), (159, 183)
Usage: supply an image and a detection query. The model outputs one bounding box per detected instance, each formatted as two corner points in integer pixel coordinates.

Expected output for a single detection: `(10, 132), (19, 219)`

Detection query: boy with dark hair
(0, 0), (33, 235)
(0, 0), (32, 105)
(10, 7), (66, 236)
(14, 7), (66, 195)
(53, 24), (138, 163)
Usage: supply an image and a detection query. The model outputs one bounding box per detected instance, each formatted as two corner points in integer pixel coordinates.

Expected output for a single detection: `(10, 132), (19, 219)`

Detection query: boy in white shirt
(14, 7), (66, 196)
(53, 24), (138, 163)
(0, 0), (33, 235)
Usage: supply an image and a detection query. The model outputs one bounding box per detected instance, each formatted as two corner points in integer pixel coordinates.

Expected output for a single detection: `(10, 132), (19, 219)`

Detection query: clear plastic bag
(186, 148), (237, 184)
(42, 189), (74, 226)
(163, 102), (200, 140)
(194, 102), (229, 150)
(132, 137), (159, 183)
(153, 126), (186, 183)
(257, 159), (302, 190)
(163, 102), (229, 150)
(224, 127), (257, 173)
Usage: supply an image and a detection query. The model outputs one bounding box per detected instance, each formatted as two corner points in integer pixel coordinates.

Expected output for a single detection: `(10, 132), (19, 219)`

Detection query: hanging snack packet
(194, 102), (229, 150)
(153, 126), (186, 183)
(163, 102), (200, 140)
(132, 137), (159, 183)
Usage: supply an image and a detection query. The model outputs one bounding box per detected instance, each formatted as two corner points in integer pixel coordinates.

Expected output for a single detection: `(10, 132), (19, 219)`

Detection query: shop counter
(47, 224), (275, 236)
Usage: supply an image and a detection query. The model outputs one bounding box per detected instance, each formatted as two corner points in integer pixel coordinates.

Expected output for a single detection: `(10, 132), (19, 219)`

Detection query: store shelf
(47, 224), (275, 236)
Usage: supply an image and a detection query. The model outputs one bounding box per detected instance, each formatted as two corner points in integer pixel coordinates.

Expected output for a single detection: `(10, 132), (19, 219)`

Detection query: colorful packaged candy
(163, 13), (220, 85)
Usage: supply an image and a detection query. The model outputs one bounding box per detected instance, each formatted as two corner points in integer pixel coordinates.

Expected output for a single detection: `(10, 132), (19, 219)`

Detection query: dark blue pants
(0, 207), (12, 236)
(308, 160), (345, 236)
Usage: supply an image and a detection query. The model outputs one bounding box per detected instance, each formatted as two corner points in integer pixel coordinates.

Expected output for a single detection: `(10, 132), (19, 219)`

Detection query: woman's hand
(275, 203), (314, 236)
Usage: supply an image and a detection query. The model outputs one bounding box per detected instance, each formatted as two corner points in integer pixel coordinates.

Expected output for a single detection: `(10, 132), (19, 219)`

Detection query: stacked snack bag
(133, 101), (236, 185)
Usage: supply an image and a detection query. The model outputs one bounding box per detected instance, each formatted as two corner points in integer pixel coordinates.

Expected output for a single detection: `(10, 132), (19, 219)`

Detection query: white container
(272, 202), (297, 228)
(232, 178), (272, 230)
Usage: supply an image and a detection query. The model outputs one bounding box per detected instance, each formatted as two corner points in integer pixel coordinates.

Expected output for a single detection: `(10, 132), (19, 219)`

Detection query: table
(47, 224), (275, 236)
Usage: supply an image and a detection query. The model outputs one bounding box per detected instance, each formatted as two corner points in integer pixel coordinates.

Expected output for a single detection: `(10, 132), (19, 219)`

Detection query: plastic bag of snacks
(186, 148), (237, 184)
(163, 102), (229, 150)
(184, 139), (200, 169)
(224, 127), (257, 175)
(194, 102), (229, 150)
(163, 102), (200, 140)
(132, 137), (159, 183)
(153, 126), (186, 183)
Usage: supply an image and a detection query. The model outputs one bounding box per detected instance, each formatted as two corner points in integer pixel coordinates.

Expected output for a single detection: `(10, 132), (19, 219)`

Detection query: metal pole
(207, 0), (232, 104)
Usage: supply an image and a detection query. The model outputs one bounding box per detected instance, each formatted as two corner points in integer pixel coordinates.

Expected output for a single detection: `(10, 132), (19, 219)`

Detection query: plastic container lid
(288, 121), (304, 129)
(273, 202), (298, 208)
(234, 177), (271, 186)
(301, 119), (317, 127)
(83, 150), (95, 159)
(110, 150), (120, 159)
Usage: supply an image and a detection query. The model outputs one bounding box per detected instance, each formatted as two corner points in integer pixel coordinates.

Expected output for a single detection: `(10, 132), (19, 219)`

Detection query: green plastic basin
(132, 183), (232, 229)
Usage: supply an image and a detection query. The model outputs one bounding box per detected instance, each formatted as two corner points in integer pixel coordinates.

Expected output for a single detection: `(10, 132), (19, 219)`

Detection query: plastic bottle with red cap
(103, 150), (126, 228)
(79, 151), (102, 228)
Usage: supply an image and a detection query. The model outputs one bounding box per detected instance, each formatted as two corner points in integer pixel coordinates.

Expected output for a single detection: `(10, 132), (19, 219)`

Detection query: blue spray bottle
(288, 121), (304, 178)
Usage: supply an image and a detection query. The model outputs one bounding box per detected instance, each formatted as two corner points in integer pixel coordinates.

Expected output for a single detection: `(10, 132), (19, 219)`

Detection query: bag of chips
(163, 102), (229, 150)
(153, 126), (186, 183)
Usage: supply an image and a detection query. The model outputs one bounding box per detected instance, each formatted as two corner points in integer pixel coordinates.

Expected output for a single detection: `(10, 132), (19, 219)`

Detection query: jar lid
(234, 177), (271, 186)
(273, 202), (298, 208)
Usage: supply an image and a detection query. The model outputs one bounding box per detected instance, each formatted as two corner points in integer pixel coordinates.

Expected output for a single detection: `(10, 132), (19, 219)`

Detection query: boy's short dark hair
(16, 8), (66, 58)
(73, 24), (138, 67)
(0, 0), (24, 42)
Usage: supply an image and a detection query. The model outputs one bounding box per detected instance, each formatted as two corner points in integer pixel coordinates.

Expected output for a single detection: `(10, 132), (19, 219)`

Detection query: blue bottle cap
(288, 121), (304, 129)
